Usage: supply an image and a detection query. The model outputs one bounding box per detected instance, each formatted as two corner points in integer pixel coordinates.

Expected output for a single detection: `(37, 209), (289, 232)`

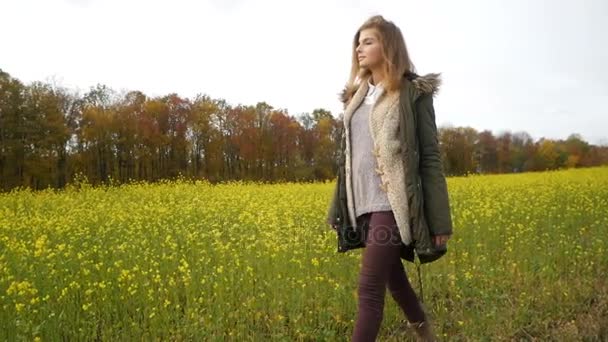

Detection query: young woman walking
(326, 15), (454, 342)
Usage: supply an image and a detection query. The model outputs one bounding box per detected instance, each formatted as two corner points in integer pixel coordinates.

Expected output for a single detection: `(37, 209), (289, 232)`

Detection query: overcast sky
(1, 0), (607, 144)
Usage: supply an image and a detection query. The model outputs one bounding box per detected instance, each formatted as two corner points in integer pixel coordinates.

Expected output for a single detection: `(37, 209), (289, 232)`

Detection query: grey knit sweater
(350, 82), (392, 218)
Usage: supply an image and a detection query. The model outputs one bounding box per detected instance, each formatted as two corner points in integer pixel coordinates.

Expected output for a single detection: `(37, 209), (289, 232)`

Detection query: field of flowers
(1, 166), (607, 341)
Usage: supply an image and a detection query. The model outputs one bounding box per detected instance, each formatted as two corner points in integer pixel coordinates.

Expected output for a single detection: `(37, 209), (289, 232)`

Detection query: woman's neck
(370, 70), (384, 87)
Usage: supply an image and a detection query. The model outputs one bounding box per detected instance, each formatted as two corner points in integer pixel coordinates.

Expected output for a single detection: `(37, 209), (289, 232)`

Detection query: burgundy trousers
(351, 210), (426, 342)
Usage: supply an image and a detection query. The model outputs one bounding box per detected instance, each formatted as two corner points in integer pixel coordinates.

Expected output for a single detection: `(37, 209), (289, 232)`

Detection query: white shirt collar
(364, 78), (384, 104)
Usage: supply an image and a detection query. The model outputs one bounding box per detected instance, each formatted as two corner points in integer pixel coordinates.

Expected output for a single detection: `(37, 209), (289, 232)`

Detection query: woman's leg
(351, 211), (404, 342)
(386, 258), (426, 323)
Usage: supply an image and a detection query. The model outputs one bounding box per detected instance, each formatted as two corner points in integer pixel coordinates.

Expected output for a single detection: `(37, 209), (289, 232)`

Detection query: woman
(326, 15), (454, 342)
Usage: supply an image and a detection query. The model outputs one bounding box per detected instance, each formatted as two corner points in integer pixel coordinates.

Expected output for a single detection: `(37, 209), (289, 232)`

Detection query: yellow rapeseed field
(1, 166), (607, 340)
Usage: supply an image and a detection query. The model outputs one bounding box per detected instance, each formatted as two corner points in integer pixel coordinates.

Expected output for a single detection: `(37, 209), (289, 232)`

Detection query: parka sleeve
(326, 124), (347, 227)
(415, 93), (454, 236)
(326, 178), (339, 226)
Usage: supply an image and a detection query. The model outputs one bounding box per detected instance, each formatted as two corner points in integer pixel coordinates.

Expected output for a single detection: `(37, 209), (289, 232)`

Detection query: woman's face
(356, 28), (384, 71)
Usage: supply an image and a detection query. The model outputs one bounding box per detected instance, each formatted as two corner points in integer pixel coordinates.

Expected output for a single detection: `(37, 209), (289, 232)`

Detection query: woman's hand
(433, 234), (450, 246)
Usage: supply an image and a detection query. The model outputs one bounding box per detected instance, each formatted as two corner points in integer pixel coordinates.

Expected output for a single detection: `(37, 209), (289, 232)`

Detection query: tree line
(1, 68), (606, 192)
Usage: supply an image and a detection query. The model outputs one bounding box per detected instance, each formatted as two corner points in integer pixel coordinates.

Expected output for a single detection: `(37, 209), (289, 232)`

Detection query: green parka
(326, 72), (453, 264)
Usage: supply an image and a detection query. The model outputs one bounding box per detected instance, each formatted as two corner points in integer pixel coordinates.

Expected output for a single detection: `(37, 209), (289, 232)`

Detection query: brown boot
(407, 320), (437, 342)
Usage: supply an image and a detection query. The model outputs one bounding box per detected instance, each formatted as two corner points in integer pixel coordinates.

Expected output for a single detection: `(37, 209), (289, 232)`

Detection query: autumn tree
(1, 68), (607, 192)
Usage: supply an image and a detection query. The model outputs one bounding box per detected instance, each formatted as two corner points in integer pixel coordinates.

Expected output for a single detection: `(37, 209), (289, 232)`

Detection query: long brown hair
(342, 15), (416, 104)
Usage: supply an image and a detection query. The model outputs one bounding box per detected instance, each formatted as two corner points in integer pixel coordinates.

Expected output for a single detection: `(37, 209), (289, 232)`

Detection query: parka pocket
(407, 174), (429, 244)
(406, 181), (418, 235)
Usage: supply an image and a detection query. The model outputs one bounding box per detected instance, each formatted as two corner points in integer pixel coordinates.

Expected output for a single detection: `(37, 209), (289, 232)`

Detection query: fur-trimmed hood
(339, 72), (442, 106)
